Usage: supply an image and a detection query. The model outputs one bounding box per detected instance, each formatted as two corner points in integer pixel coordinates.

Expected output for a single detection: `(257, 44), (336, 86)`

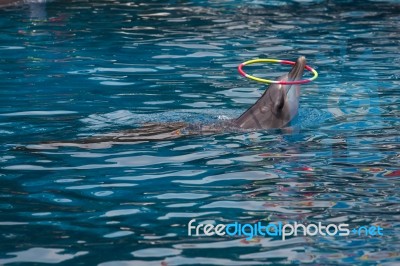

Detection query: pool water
(1, 0), (399, 265)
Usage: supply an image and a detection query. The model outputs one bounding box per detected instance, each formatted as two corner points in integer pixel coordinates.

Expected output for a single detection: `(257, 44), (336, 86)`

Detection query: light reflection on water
(0, 0), (399, 265)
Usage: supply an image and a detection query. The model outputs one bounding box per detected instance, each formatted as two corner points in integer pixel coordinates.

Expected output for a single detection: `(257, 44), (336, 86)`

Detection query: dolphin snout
(288, 56), (306, 81)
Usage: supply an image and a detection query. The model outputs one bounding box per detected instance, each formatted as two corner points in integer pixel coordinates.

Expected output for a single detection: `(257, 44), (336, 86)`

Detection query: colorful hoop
(238, 58), (318, 85)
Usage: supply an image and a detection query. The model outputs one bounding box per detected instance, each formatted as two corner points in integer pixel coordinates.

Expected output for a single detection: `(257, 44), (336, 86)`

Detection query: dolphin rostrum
(234, 56), (305, 129)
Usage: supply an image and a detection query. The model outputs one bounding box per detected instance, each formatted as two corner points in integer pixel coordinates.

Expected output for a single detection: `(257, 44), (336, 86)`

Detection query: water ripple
(1, 0), (399, 265)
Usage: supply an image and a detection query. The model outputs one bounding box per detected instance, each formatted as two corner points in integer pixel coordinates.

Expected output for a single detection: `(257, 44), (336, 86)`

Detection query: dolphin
(234, 56), (305, 129)
(19, 56), (307, 150)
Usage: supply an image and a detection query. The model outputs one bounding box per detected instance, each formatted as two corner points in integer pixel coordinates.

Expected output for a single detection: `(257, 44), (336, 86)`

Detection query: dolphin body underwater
(24, 56), (306, 149)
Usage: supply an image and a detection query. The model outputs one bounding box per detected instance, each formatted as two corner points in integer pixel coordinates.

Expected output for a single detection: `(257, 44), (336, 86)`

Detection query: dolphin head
(234, 56), (306, 129)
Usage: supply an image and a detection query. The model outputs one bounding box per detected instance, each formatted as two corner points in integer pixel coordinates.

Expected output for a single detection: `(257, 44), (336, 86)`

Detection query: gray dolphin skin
(234, 56), (305, 129)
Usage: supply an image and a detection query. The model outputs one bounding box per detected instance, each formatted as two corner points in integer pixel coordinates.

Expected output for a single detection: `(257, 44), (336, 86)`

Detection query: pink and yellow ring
(238, 58), (318, 85)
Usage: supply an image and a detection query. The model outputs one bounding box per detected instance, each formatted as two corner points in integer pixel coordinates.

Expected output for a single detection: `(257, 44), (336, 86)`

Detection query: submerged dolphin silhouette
(22, 56), (307, 149)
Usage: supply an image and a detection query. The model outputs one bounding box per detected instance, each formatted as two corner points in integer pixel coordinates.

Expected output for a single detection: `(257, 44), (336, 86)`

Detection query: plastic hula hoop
(238, 58), (318, 85)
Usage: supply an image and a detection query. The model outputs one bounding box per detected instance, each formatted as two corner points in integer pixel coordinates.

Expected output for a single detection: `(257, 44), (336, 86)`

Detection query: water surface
(0, 0), (399, 265)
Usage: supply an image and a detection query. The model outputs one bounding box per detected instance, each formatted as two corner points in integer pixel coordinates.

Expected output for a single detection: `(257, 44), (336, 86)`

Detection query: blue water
(1, 0), (399, 265)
